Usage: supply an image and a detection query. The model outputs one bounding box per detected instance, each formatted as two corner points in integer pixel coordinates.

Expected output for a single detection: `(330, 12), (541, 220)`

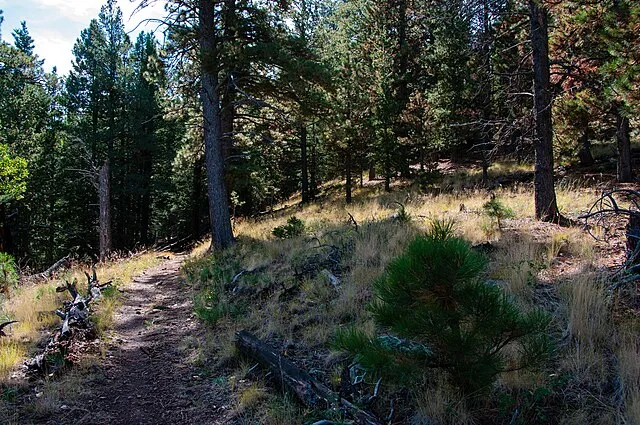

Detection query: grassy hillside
(184, 170), (639, 424)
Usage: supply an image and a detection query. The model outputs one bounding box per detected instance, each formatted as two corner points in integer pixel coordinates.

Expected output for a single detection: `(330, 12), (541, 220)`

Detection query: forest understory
(2, 0), (640, 423)
(2, 162), (639, 425)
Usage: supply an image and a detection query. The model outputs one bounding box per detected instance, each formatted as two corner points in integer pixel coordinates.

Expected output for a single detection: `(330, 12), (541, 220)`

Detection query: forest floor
(4, 161), (640, 424)
(3, 254), (235, 425)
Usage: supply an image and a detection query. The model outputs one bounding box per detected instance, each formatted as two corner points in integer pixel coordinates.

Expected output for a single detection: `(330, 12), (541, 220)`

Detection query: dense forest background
(1, 0), (639, 269)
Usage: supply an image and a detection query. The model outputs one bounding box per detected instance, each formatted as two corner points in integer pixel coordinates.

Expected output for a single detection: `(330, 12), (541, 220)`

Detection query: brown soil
(32, 255), (229, 425)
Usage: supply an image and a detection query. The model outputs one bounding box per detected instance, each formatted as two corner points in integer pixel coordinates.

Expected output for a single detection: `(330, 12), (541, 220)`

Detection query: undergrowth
(0, 251), (165, 383)
(186, 171), (632, 424)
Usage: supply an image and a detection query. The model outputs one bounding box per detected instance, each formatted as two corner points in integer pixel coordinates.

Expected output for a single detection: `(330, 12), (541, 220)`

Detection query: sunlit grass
(0, 251), (164, 381)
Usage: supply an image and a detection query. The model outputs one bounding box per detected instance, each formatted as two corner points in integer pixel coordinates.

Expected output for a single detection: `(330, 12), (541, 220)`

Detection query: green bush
(194, 288), (240, 325)
(272, 216), (305, 239)
(0, 252), (18, 294)
(483, 197), (515, 229)
(335, 221), (551, 395)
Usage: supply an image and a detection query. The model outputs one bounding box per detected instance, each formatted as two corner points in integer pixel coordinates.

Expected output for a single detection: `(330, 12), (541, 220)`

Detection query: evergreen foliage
(336, 221), (551, 394)
(272, 216), (305, 239)
(0, 252), (17, 292)
(483, 197), (515, 229)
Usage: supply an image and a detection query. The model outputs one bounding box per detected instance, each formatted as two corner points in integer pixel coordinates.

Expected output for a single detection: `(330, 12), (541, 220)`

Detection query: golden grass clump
(414, 378), (475, 425)
(562, 272), (610, 345)
(618, 331), (640, 423)
(491, 234), (541, 302)
(238, 383), (268, 412)
(0, 251), (164, 381)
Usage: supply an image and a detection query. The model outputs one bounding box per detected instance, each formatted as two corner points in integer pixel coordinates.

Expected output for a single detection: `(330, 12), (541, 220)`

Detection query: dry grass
(238, 383), (268, 411)
(618, 331), (640, 424)
(491, 233), (541, 302)
(562, 271), (610, 346)
(190, 170), (625, 424)
(0, 251), (164, 381)
(415, 378), (475, 425)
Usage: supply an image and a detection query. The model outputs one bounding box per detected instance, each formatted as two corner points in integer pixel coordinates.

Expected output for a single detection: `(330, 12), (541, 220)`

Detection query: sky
(0, 0), (167, 75)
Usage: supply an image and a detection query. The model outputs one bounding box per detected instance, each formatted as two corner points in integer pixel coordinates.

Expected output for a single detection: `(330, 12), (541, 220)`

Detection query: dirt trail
(48, 255), (226, 425)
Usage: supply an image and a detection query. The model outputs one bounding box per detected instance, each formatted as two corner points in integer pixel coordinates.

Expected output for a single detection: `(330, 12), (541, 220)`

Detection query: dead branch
(235, 330), (381, 425)
(581, 189), (640, 288)
(21, 254), (71, 283)
(347, 212), (359, 233)
(26, 269), (107, 375)
(0, 321), (18, 337)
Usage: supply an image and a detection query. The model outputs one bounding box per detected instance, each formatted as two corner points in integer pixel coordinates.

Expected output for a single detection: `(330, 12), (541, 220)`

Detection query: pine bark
(200, 0), (234, 250)
(98, 159), (112, 261)
(301, 124), (309, 203)
(529, 1), (560, 222)
(616, 107), (632, 182)
(346, 147), (352, 204)
(577, 125), (594, 167)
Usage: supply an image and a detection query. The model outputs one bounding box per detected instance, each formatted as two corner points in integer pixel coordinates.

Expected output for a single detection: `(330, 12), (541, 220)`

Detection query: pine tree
(12, 21), (34, 55)
(336, 221), (551, 394)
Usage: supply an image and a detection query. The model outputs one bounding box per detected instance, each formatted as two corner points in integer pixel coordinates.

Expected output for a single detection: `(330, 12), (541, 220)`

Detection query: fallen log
(21, 254), (71, 283)
(235, 330), (381, 425)
(26, 268), (108, 375)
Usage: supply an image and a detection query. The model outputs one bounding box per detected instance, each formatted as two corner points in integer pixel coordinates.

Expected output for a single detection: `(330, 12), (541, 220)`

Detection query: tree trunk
(384, 152), (391, 192)
(345, 147), (352, 204)
(577, 123), (594, 167)
(98, 159), (112, 261)
(300, 124), (309, 203)
(0, 204), (13, 254)
(191, 154), (204, 239)
(529, 1), (560, 222)
(310, 134), (317, 200)
(616, 107), (632, 182)
(200, 0), (234, 250)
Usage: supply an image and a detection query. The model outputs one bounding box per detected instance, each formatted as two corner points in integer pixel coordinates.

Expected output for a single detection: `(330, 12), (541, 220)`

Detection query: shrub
(392, 202), (411, 223)
(272, 216), (305, 239)
(0, 252), (18, 297)
(483, 197), (515, 229)
(335, 221), (551, 395)
(194, 288), (239, 325)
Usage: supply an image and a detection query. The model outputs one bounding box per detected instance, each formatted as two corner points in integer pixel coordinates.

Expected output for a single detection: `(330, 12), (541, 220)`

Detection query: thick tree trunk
(300, 124), (309, 203)
(616, 107), (632, 182)
(529, 1), (560, 222)
(98, 159), (112, 261)
(200, 0), (234, 250)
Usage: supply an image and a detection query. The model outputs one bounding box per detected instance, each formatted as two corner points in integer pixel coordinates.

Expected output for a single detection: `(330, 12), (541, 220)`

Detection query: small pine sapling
(335, 220), (551, 395)
(392, 202), (411, 223)
(272, 216), (306, 239)
(483, 196), (515, 229)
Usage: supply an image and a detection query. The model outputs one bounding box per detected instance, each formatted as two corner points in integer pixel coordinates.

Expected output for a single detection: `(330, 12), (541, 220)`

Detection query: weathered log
(26, 270), (106, 375)
(235, 330), (381, 425)
(21, 254), (71, 282)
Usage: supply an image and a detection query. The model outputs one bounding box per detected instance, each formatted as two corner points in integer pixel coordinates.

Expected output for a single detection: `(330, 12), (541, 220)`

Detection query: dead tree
(26, 268), (110, 375)
(236, 330), (381, 425)
(21, 254), (70, 283)
(580, 189), (640, 287)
